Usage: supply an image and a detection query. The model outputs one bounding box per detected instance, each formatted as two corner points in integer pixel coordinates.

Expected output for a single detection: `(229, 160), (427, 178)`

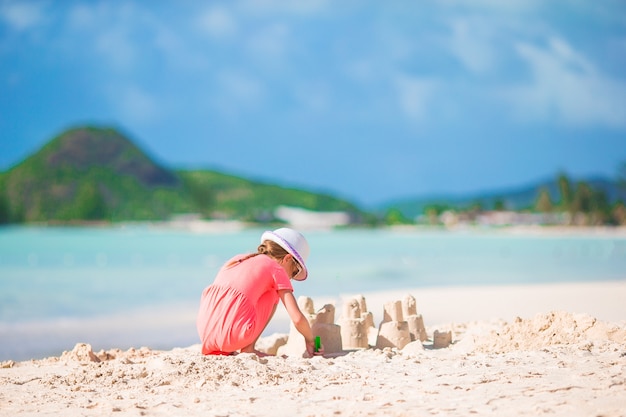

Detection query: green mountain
(0, 126), (363, 224)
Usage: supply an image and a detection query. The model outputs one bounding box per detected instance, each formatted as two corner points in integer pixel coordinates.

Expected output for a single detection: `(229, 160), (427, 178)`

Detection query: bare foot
(253, 349), (272, 357)
(238, 347), (272, 357)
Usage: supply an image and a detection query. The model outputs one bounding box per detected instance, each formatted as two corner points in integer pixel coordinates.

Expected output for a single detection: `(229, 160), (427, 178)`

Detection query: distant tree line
(383, 164), (626, 227)
(0, 191), (9, 224)
(534, 172), (625, 225)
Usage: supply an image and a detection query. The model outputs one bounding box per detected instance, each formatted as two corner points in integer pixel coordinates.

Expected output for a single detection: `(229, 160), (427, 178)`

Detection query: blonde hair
(226, 240), (290, 267)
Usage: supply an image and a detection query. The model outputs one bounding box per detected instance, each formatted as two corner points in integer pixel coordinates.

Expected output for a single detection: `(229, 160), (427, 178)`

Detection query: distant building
(476, 211), (568, 227)
(167, 213), (246, 233)
(274, 206), (352, 229)
(428, 210), (570, 228)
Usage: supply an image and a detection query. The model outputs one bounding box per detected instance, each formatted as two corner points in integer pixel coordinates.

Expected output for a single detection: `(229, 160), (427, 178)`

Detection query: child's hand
(313, 344), (324, 356)
(305, 338), (324, 357)
(304, 339), (318, 357)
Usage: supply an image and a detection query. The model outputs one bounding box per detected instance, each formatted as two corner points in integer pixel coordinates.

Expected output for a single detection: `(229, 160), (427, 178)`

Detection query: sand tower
(375, 300), (411, 350)
(312, 303), (342, 353)
(339, 295), (377, 349)
(433, 330), (452, 348)
(357, 295), (379, 346)
(277, 296), (342, 357)
(339, 296), (371, 349)
(402, 295), (427, 342)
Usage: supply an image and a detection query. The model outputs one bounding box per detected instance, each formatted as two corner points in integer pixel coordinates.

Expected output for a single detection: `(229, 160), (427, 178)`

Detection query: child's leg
(240, 293), (278, 355)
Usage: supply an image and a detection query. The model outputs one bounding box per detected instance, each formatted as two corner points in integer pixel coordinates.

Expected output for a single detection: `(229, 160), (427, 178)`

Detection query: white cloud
(438, 0), (539, 14)
(293, 80), (330, 112)
(67, 2), (138, 33)
(342, 59), (377, 83)
(196, 6), (237, 39)
(220, 71), (263, 101)
(394, 75), (439, 122)
(0, 1), (44, 31)
(246, 23), (290, 63)
(95, 29), (136, 71)
(210, 70), (265, 118)
(67, 4), (95, 29)
(152, 24), (209, 72)
(447, 18), (496, 73)
(64, 3), (142, 72)
(117, 86), (161, 125)
(546, 37), (594, 74)
(240, 0), (330, 16)
(502, 37), (626, 129)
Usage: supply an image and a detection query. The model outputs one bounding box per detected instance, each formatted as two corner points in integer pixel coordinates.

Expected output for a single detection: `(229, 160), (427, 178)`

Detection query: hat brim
(261, 230), (308, 281)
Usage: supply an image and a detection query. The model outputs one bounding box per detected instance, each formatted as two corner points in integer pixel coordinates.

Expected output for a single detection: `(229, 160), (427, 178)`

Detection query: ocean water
(1, 225), (625, 360)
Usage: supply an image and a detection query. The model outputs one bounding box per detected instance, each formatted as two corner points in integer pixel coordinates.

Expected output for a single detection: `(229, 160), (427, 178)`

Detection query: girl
(196, 228), (317, 356)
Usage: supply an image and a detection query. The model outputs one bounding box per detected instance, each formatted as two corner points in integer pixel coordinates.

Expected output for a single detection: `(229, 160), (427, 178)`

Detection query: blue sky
(1, 0), (625, 206)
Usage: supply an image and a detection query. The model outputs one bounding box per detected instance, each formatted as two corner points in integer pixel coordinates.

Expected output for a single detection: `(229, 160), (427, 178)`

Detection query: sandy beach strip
(1, 281), (625, 417)
(354, 279), (626, 324)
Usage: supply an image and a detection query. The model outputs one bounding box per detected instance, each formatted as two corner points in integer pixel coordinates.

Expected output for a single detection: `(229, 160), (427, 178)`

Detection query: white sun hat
(261, 227), (310, 281)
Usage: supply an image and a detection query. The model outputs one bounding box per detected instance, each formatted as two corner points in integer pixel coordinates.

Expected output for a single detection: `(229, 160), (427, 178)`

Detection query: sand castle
(338, 295), (377, 349)
(276, 293), (450, 354)
(277, 296), (343, 357)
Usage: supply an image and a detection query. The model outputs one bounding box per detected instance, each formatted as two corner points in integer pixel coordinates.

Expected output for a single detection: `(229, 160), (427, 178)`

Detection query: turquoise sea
(1, 225), (625, 361)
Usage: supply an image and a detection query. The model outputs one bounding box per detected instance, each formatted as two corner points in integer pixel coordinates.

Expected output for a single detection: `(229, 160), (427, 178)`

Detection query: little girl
(196, 228), (317, 356)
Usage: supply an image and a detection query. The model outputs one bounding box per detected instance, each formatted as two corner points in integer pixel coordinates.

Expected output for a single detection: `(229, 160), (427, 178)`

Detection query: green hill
(0, 126), (363, 224)
(178, 170), (361, 221)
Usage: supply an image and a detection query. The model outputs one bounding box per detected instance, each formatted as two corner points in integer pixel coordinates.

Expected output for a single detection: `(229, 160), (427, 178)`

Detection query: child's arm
(279, 290), (316, 356)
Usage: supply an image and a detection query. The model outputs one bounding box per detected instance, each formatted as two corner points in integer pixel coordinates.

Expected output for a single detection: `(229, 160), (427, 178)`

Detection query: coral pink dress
(196, 254), (293, 354)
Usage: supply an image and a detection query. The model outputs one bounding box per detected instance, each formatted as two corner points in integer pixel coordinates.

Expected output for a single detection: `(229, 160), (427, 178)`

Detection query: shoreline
(4, 222), (626, 236)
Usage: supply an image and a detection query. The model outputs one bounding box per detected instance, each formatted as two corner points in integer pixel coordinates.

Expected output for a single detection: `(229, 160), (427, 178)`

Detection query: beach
(1, 281), (625, 417)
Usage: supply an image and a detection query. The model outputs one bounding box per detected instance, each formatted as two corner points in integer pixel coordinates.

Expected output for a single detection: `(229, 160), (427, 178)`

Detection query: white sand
(1, 281), (625, 417)
(353, 280), (626, 324)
